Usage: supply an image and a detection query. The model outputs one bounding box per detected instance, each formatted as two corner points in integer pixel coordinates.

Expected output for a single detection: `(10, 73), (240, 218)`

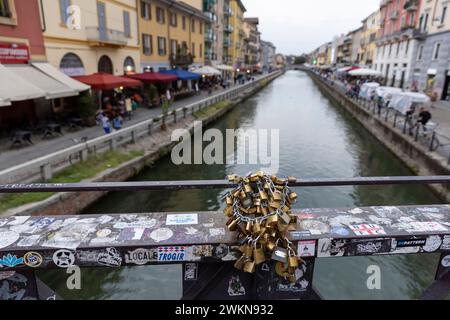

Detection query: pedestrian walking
(112, 114), (123, 131)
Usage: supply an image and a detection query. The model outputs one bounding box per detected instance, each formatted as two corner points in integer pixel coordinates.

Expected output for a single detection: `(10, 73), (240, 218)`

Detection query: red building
(375, 0), (423, 88)
(0, 0), (46, 62)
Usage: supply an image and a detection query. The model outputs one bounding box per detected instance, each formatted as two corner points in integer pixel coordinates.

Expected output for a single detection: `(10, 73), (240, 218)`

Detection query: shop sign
(0, 43), (29, 64)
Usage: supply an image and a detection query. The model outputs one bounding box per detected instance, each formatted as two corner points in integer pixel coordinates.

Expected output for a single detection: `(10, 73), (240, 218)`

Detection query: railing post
(148, 123), (152, 135)
(183, 107), (187, 119)
(80, 149), (88, 162)
(393, 112), (398, 128)
(429, 132), (436, 152)
(131, 131), (136, 144)
(403, 116), (408, 134)
(385, 108), (389, 122)
(173, 111), (177, 124)
(41, 163), (52, 181)
(414, 125), (420, 142)
(110, 137), (117, 150)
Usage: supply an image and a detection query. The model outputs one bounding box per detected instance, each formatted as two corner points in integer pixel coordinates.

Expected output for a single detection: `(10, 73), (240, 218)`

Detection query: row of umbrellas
(337, 66), (382, 77)
(73, 66), (224, 90)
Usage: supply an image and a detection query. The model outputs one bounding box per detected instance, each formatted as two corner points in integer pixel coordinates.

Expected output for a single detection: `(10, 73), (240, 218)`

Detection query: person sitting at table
(112, 114), (123, 131)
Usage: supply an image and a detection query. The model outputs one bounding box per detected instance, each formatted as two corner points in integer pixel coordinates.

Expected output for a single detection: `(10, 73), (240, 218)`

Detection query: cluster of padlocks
(224, 172), (304, 282)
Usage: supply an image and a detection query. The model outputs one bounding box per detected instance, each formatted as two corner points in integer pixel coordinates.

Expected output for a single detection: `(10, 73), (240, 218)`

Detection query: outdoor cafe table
(10, 130), (33, 147)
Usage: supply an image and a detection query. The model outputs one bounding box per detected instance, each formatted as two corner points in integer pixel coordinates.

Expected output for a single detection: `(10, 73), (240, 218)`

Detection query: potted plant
(77, 91), (97, 126)
(148, 84), (159, 108)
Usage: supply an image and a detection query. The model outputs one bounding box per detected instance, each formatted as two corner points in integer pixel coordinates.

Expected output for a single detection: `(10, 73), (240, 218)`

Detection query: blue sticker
(331, 226), (350, 236)
(0, 254), (24, 268)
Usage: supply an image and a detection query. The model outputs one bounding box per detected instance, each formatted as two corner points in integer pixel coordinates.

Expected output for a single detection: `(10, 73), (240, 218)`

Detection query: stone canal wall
(307, 70), (450, 202)
(5, 72), (282, 217)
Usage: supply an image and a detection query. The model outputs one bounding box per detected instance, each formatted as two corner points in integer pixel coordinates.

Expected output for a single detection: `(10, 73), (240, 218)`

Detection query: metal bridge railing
(0, 176), (449, 300)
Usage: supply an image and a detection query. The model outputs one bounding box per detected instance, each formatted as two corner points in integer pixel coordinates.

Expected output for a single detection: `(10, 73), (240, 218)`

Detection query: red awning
(127, 72), (178, 84)
(73, 72), (142, 90)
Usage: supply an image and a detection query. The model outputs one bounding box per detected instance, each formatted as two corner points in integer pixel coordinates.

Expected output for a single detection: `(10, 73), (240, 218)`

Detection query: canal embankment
(2, 71), (282, 217)
(307, 69), (450, 202)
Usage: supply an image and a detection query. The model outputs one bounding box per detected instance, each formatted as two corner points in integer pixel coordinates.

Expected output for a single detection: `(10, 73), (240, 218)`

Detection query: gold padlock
(259, 190), (269, 200)
(244, 184), (253, 193)
(288, 274), (297, 283)
(289, 192), (298, 202)
(245, 221), (252, 233)
(254, 245), (266, 265)
(266, 214), (278, 226)
(234, 257), (246, 270)
(272, 191), (283, 201)
(226, 196), (233, 206)
(244, 244), (254, 258)
(243, 260), (256, 273)
(288, 254), (299, 269)
(261, 206), (269, 216)
(224, 206), (233, 217)
(288, 176), (297, 184)
(252, 221), (261, 234)
(269, 200), (281, 209)
(266, 241), (276, 252)
(228, 219), (239, 231)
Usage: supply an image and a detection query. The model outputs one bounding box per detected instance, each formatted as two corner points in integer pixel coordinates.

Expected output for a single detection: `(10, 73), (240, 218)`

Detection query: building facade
(229, 0), (245, 69)
(360, 10), (380, 67)
(410, 0), (450, 100)
(138, 0), (207, 72)
(350, 27), (363, 64)
(0, 0), (46, 62)
(243, 17), (260, 71)
(260, 40), (275, 73)
(41, 0), (140, 76)
(374, 0), (422, 88)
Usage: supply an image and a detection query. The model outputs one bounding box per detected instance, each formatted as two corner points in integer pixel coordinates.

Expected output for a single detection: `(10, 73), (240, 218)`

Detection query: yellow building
(229, 0), (246, 68)
(41, 0), (140, 76)
(359, 10), (380, 67)
(138, 0), (208, 71)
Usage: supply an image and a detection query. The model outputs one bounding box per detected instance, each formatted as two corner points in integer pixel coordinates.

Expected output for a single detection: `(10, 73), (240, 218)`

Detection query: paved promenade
(0, 80), (251, 171)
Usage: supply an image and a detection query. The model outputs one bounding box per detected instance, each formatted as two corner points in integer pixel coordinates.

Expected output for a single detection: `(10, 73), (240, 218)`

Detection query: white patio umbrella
(375, 87), (403, 101)
(389, 92), (431, 115)
(359, 82), (380, 100)
(192, 66), (221, 76)
(348, 68), (382, 77)
(214, 64), (234, 71)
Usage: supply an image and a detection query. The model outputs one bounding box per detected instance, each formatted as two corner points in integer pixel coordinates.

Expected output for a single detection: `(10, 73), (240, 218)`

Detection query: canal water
(38, 71), (442, 300)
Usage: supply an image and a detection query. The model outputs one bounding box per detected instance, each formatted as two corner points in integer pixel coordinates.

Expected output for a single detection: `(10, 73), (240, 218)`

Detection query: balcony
(224, 6), (233, 16)
(389, 10), (398, 20)
(380, 18), (386, 27)
(86, 27), (128, 47)
(239, 29), (246, 37)
(170, 53), (194, 66)
(204, 12), (217, 22)
(224, 24), (234, 33)
(223, 38), (233, 47)
(404, 0), (419, 11)
(205, 30), (216, 42)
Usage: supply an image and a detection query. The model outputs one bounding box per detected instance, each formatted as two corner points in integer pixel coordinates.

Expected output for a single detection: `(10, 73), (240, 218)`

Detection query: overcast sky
(243, 0), (380, 55)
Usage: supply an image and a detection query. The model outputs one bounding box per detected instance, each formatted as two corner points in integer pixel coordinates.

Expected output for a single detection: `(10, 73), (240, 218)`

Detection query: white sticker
(113, 220), (156, 229)
(423, 235), (442, 252)
(7, 216), (30, 226)
(441, 236), (450, 250)
(404, 221), (448, 233)
(442, 255), (450, 268)
(150, 228), (173, 242)
(16, 235), (41, 247)
(297, 240), (316, 257)
(209, 228), (225, 238)
(53, 250), (75, 268)
(166, 214), (198, 226)
(349, 224), (386, 236)
(0, 230), (20, 249)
